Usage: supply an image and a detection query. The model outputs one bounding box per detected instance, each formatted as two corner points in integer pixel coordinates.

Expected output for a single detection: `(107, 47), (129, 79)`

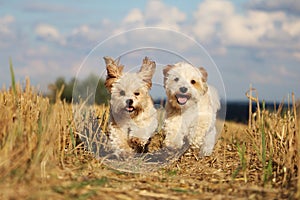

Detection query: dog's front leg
(200, 126), (217, 156)
(109, 125), (133, 154)
(163, 117), (186, 149)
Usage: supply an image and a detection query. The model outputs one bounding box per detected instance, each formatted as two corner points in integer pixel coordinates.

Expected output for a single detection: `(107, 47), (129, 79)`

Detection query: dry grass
(0, 79), (299, 199)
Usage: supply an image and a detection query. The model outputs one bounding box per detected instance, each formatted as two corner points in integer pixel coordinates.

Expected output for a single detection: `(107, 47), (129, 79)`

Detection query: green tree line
(48, 74), (109, 105)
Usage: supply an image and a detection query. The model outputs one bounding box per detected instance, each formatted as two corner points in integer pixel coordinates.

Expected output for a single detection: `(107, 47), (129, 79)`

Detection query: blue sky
(1, 0), (299, 102)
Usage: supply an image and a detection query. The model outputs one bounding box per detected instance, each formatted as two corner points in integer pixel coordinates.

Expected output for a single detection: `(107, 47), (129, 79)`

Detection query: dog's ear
(103, 56), (124, 92)
(198, 67), (208, 83)
(138, 57), (156, 89)
(198, 67), (208, 94)
(163, 65), (173, 77)
(163, 65), (174, 86)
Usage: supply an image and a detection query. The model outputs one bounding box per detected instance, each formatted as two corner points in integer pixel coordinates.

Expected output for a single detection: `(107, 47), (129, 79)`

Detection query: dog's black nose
(126, 99), (133, 106)
(179, 87), (188, 93)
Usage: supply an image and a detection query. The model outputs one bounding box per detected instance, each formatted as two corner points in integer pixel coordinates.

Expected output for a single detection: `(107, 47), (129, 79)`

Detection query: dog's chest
(118, 111), (157, 141)
(173, 105), (212, 135)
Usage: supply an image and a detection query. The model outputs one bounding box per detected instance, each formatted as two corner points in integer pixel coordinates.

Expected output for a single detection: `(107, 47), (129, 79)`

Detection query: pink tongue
(126, 107), (134, 111)
(178, 97), (187, 104)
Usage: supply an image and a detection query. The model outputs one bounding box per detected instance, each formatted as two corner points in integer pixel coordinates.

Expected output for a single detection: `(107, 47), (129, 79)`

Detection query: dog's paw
(146, 132), (164, 153)
(199, 146), (214, 157)
(128, 137), (146, 153)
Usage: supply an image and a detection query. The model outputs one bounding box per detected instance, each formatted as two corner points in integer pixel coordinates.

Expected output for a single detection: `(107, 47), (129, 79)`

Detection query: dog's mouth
(175, 93), (191, 105)
(125, 106), (135, 113)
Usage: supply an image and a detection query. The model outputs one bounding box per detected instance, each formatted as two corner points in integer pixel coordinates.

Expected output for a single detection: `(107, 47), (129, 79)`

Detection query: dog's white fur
(104, 57), (158, 154)
(163, 62), (220, 156)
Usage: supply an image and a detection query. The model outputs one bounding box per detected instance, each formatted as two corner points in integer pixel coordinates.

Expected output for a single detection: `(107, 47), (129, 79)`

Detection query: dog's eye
(134, 92), (140, 96)
(120, 90), (125, 96)
(191, 80), (196, 84)
(174, 77), (179, 82)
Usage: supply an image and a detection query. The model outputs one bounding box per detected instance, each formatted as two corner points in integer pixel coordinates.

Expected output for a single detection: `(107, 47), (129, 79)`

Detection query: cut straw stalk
(293, 92), (300, 199)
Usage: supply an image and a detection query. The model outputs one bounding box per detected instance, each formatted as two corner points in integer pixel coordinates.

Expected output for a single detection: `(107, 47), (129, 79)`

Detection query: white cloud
(292, 52), (300, 61)
(110, 2), (190, 52)
(223, 10), (287, 47)
(123, 8), (143, 24)
(192, 0), (300, 53)
(0, 15), (19, 48)
(145, 1), (186, 30)
(122, 1), (186, 31)
(53, 1), (189, 52)
(35, 24), (60, 39)
(283, 20), (300, 37)
(67, 22), (116, 48)
(35, 24), (66, 45)
(193, 0), (234, 41)
(0, 15), (15, 24)
(71, 25), (96, 40)
(0, 15), (15, 34)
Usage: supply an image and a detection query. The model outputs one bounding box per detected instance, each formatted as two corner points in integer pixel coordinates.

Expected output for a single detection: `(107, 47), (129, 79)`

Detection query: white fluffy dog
(163, 62), (220, 156)
(104, 56), (158, 154)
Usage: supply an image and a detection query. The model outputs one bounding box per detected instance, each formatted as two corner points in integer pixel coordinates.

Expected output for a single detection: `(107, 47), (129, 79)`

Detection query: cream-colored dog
(163, 62), (220, 156)
(104, 56), (158, 155)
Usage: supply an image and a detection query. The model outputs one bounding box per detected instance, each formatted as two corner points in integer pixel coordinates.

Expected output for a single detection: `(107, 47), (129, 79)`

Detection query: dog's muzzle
(125, 99), (135, 112)
(175, 93), (191, 105)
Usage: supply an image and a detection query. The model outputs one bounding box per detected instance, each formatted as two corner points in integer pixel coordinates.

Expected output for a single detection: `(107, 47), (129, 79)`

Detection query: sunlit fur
(163, 62), (220, 156)
(104, 56), (158, 155)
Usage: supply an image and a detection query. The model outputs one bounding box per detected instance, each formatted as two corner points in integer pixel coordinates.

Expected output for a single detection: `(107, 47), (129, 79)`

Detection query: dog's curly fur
(104, 56), (158, 155)
(162, 62), (220, 156)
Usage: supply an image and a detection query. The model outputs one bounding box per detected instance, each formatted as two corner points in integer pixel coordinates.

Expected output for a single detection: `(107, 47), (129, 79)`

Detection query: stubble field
(0, 79), (299, 199)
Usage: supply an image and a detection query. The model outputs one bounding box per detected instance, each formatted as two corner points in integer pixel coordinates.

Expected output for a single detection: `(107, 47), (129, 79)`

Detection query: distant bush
(48, 74), (109, 105)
